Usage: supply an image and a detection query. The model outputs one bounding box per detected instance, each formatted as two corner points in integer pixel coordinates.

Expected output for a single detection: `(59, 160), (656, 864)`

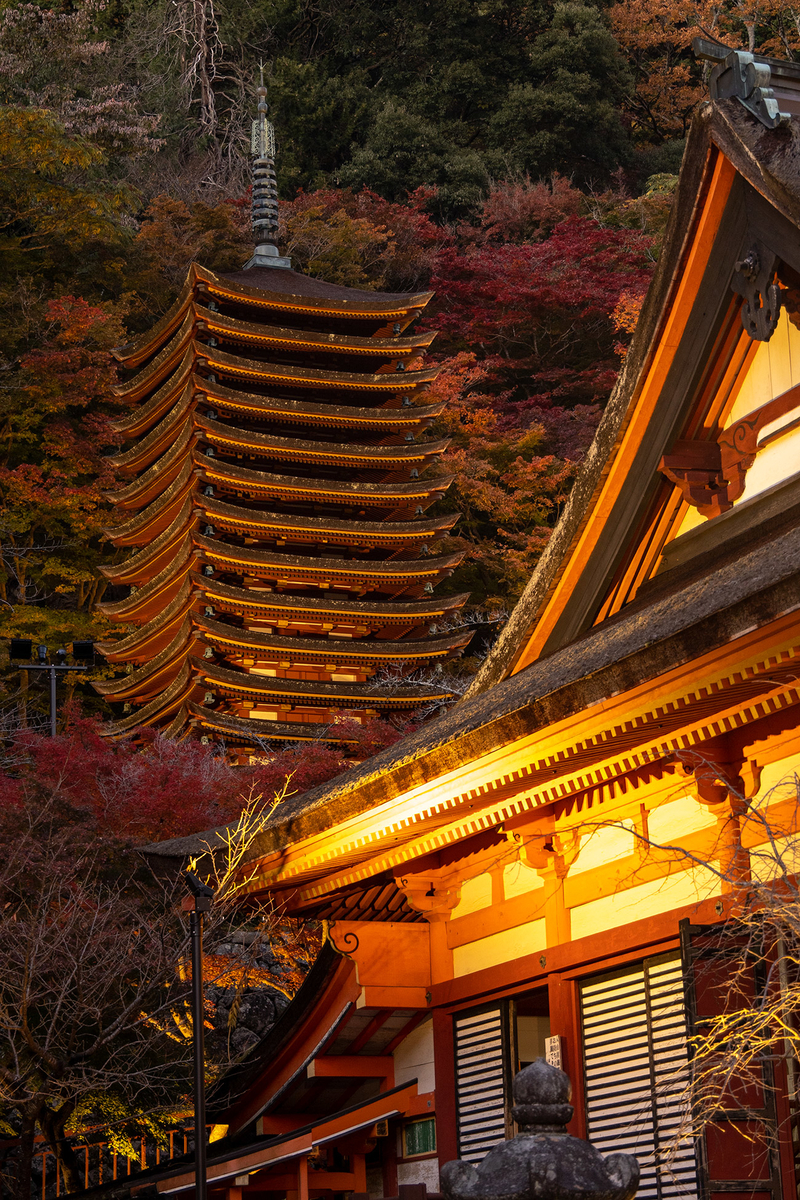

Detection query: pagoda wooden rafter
(97, 262), (469, 752)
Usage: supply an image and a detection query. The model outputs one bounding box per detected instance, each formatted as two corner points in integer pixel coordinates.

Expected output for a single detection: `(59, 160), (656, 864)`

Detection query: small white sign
(545, 1034), (563, 1070)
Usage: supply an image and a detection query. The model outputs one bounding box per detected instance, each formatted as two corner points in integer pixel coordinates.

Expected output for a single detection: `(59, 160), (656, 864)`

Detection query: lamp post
(184, 871), (214, 1200)
(10, 641), (95, 736)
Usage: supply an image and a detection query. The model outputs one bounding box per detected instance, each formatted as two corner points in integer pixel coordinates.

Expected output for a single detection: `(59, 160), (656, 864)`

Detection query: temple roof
(180, 376), (445, 432)
(195, 533), (463, 586)
(200, 496), (458, 546)
(115, 265), (434, 367)
(194, 305), (436, 357)
(192, 575), (470, 622)
(186, 703), (367, 745)
(95, 579), (195, 660)
(195, 613), (472, 661)
(110, 349), (195, 432)
(94, 620), (195, 699)
(194, 657), (455, 706)
(194, 417), (449, 469)
(195, 452), (454, 507)
(97, 540), (195, 622)
(194, 343), (437, 393)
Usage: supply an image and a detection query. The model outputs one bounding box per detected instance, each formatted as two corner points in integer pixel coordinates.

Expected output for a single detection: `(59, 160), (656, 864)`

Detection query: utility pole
(11, 643), (94, 735)
(184, 871), (214, 1200)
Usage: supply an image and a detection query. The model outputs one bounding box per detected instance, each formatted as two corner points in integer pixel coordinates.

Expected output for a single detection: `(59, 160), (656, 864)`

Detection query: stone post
(441, 1059), (640, 1200)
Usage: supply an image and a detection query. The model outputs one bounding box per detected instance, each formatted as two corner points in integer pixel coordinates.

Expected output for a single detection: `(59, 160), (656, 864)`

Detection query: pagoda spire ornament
(244, 65), (291, 270)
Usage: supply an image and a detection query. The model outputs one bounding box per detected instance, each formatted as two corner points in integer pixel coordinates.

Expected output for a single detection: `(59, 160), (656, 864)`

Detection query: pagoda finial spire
(243, 64), (291, 270)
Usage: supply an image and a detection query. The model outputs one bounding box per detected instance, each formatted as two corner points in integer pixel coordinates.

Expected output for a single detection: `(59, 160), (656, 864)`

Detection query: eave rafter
(240, 624), (800, 902)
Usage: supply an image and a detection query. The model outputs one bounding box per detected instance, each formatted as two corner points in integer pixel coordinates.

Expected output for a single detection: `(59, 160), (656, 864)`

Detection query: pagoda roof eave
(99, 662), (197, 735)
(193, 657), (455, 706)
(97, 539), (195, 622)
(200, 263), (433, 317)
(113, 272), (196, 366)
(186, 703), (366, 745)
(99, 498), (196, 584)
(103, 461), (195, 546)
(197, 343), (438, 392)
(195, 375), (446, 430)
(196, 416), (449, 467)
(110, 350), (195, 434)
(106, 424), (195, 510)
(94, 620), (196, 698)
(195, 453), (454, 504)
(200, 495), (458, 542)
(113, 313), (195, 400)
(195, 613), (472, 660)
(191, 574), (470, 621)
(194, 304), (436, 356)
(96, 579), (196, 660)
(195, 533), (464, 582)
(109, 386), (193, 472)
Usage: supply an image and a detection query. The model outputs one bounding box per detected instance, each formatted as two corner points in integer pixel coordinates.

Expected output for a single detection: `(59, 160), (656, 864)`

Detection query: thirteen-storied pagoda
(94, 80), (470, 756)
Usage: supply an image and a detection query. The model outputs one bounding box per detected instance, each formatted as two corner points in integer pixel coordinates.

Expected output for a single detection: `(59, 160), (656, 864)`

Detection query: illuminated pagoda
(94, 77), (470, 756)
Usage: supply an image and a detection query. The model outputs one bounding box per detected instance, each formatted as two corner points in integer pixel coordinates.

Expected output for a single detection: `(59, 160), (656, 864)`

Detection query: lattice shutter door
(580, 954), (699, 1200)
(454, 1007), (508, 1162)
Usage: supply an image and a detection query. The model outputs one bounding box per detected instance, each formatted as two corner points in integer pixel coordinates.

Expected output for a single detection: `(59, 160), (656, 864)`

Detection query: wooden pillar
(547, 973), (584, 1138)
(297, 1154), (309, 1200)
(352, 1153), (367, 1193)
(427, 916), (453, 985)
(432, 1008), (458, 1168)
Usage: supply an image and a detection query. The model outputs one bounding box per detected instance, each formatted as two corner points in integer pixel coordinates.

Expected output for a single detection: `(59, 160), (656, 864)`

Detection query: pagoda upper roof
(200, 496), (457, 547)
(194, 657), (455, 707)
(113, 315), (196, 400)
(94, 620), (196, 700)
(194, 343), (437, 394)
(107, 424), (194, 510)
(104, 462), (195, 546)
(186, 703), (367, 745)
(96, 578), (195, 661)
(194, 304), (435, 357)
(115, 264), (434, 367)
(194, 416), (449, 470)
(99, 497), (196, 585)
(195, 613), (472, 662)
(188, 375), (443, 433)
(195, 452), (454, 508)
(110, 348), (195, 431)
(192, 574), (469, 624)
(97, 539), (195, 623)
(113, 372), (444, 441)
(195, 533), (463, 588)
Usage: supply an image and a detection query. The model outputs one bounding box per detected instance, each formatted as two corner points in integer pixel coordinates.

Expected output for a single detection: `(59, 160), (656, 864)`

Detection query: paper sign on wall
(545, 1035), (563, 1070)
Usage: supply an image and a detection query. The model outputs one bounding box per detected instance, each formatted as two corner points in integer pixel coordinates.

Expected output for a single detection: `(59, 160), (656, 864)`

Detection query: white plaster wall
(397, 1158), (440, 1191)
(570, 864), (719, 940)
(449, 873), (492, 919)
(452, 917), (547, 978)
(503, 859), (545, 899)
(393, 1016), (435, 1094)
(647, 793), (716, 844)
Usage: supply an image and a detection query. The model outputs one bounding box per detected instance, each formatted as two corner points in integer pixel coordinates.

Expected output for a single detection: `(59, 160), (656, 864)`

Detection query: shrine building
(93, 78), (470, 754)
(107, 39), (800, 1200)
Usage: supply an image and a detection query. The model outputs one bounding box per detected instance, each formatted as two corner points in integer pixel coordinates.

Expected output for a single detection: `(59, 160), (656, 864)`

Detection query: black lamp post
(184, 871), (214, 1200)
(10, 640), (95, 736)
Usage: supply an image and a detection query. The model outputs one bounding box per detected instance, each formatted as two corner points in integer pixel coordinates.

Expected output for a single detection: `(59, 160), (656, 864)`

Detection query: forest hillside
(0, 0), (794, 725)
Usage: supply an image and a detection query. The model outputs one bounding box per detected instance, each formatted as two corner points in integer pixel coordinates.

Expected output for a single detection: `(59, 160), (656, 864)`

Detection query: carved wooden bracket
(675, 748), (762, 808)
(660, 380), (800, 516)
(395, 871), (462, 916)
(732, 243), (781, 341)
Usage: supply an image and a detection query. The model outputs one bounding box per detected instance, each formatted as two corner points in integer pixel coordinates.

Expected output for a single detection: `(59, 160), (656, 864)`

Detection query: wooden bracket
(660, 380), (800, 517)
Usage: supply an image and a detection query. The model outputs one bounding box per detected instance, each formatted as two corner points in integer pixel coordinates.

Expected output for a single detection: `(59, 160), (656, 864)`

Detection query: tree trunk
(41, 1107), (81, 1195)
(14, 1112), (37, 1200)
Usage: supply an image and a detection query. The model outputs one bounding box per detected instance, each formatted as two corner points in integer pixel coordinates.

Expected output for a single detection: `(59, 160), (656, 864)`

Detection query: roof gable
(468, 100), (800, 694)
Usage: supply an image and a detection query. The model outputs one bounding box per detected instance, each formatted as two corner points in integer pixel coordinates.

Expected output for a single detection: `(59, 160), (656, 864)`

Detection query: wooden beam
(307, 1056), (393, 1082)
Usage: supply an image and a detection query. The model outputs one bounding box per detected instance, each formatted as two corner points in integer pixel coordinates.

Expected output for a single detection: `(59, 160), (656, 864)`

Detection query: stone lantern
(441, 1059), (640, 1200)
